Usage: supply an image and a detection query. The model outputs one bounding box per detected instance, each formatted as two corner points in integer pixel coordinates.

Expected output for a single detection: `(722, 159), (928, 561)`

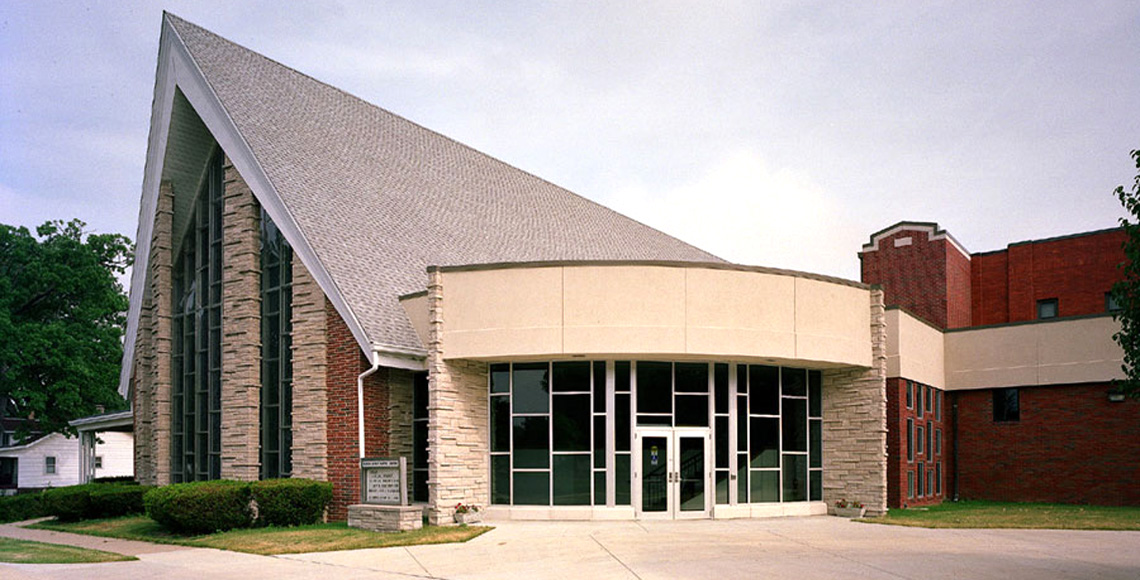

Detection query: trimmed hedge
(93, 475), (137, 484)
(144, 480), (252, 534)
(42, 484), (94, 522)
(250, 478), (332, 527)
(41, 483), (154, 521)
(0, 492), (48, 523)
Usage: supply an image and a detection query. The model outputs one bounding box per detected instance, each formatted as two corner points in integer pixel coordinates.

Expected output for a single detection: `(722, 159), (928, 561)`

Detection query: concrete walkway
(4, 516), (1140, 579)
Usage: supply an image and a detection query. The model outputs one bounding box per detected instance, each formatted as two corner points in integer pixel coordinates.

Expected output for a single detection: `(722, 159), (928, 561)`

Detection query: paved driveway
(5, 517), (1140, 579)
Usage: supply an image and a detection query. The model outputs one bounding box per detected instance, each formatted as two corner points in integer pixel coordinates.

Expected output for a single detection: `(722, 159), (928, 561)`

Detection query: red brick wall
(325, 299), (391, 521)
(861, 228), (953, 329)
(945, 242), (972, 329)
(886, 378), (950, 508)
(955, 383), (1140, 506)
(971, 229), (1125, 325)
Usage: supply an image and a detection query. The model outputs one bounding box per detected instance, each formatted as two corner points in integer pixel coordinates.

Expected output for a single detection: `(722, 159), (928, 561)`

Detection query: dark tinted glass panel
(513, 472), (549, 506)
(810, 470), (822, 501)
(513, 363), (550, 414)
(490, 363), (510, 394)
(615, 454), (631, 505)
(492, 455), (510, 504)
(513, 417), (549, 468)
(594, 415), (606, 468)
(782, 367), (807, 397)
(736, 396), (748, 452)
(783, 454), (807, 501)
(737, 453), (749, 502)
(636, 362), (672, 414)
(615, 361), (631, 392)
(810, 419), (822, 468)
(641, 436), (668, 512)
(750, 417), (779, 468)
(594, 471), (606, 505)
(553, 361), (591, 392)
(615, 394), (631, 452)
(782, 398), (807, 452)
(749, 365), (779, 415)
(553, 455), (592, 505)
(593, 361), (606, 412)
(715, 470), (730, 504)
(553, 394), (590, 451)
(675, 363), (708, 393)
(736, 364), (748, 394)
(413, 372), (429, 419)
(674, 394), (708, 427)
(413, 422), (428, 468)
(714, 363), (729, 414)
(491, 396), (510, 452)
(751, 470), (779, 502)
(906, 419), (914, 461)
(808, 370), (822, 417)
(637, 414), (672, 426)
(927, 421), (933, 457)
(715, 416), (729, 468)
(413, 469), (428, 503)
(679, 437), (706, 512)
(917, 463), (924, 496)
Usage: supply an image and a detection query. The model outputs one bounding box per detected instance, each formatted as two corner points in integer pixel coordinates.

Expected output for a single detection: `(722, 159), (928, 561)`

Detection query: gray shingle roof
(167, 15), (723, 352)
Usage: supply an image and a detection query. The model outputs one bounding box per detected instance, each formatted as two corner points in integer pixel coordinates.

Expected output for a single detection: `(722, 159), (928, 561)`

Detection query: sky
(1, 1), (1138, 282)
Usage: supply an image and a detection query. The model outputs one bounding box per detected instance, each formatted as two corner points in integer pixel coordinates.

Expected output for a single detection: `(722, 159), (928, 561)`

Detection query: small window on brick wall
(1037, 298), (1058, 319)
(1106, 292), (1121, 313)
(993, 388), (1020, 422)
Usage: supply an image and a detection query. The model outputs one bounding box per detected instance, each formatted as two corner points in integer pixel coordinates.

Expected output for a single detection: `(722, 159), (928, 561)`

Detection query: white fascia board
(861, 222), (971, 259)
(118, 16), (376, 398)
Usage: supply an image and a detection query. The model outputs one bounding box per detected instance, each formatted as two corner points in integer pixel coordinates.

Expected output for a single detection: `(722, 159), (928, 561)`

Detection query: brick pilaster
(220, 158), (261, 481)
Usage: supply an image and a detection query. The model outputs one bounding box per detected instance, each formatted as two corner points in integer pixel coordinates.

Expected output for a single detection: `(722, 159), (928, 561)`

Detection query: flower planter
(454, 511), (483, 524)
(834, 506), (866, 518)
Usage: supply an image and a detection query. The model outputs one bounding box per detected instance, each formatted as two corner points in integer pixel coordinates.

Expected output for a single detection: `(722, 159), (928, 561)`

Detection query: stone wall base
(347, 504), (423, 532)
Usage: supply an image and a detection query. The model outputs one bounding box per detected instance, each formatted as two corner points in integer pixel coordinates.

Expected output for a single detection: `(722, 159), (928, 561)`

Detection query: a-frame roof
(121, 13), (723, 394)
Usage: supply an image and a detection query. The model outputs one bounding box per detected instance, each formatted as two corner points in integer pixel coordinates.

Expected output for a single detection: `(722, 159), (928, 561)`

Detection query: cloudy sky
(2, 1), (1137, 281)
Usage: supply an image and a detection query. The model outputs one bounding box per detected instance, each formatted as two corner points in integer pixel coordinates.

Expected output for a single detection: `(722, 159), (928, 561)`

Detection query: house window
(935, 462), (942, 495)
(916, 425), (924, 455)
(935, 429), (942, 455)
(260, 209), (293, 480)
(924, 386), (932, 417)
(917, 463), (924, 497)
(906, 381), (913, 409)
(926, 421), (933, 458)
(916, 383), (924, 418)
(1037, 298), (1058, 319)
(935, 390), (942, 421)
(45, 456), (56, 475)
(907, 471), (914, 499)
(993, 388), (1020, 422)
(1106, 292), (1121, 312)
(94, 456), (103, 469)
(171, 149), (224, 483)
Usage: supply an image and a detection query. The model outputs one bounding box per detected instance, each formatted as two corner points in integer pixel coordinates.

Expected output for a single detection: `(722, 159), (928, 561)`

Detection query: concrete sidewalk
(4, 516), (1140, 579)
(0, 518), (190, 556)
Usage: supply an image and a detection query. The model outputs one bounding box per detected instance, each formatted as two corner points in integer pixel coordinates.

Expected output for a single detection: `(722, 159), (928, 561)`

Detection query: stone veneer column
(220, 157), (261, 481)
(425, 269), (490, 525)
(821, 288), (888, 516)
(134, 181), (175, 486)
(290, 254), (328, 479)
(387, 369), (414, 465)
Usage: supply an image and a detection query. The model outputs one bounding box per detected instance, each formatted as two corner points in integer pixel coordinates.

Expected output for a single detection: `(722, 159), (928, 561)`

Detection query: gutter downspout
(358, 351), (381, 459)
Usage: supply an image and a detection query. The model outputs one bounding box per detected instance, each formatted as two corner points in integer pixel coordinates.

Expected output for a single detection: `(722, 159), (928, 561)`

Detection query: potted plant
(834, 499), (866, 518)
(453, 502), (483, 524)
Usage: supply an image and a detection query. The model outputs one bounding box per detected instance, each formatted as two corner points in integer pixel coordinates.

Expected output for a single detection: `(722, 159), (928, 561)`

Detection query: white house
(0, 431), (133, 492)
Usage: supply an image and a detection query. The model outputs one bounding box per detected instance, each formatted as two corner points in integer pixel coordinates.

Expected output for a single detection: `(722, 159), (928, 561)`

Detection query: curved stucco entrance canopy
(400, 261), (872, 367)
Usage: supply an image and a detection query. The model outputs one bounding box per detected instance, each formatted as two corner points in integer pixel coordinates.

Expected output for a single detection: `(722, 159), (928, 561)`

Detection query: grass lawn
(867, 500), (1140, 530)
(32, 516), (491, 555)
(0, 537), (136, 564)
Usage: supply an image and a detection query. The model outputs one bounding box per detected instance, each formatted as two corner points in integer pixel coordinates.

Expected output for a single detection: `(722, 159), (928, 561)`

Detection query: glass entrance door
(634, 428), (710, 519)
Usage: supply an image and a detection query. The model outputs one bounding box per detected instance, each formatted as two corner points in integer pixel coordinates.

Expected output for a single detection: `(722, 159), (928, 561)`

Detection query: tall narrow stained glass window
(260, 210), (293, 479)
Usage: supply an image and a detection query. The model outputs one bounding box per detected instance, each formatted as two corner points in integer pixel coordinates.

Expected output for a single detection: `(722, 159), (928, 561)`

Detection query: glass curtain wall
(171, 150), (224, 482)
(489, 360), (823, 508)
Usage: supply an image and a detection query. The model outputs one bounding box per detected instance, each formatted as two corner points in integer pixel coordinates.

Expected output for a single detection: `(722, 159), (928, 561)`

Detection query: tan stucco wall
(405, 265), (871, 367)
(884, 309), (945, 388)
(944, 315), (1123, 390)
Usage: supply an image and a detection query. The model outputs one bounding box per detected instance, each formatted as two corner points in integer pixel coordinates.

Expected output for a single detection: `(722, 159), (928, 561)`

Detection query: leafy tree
(0, 219), (133, 437)
(1112, 149), (1140, 398)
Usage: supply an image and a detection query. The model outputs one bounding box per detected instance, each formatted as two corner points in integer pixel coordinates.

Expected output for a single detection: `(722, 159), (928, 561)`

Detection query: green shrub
(41, 484), (96, 522)
(144, 480), (252, 534)
(251, 478), (333, 527)
(92, 476), (137, 484)
(0, 492), (48, 523)
(88, 484), (153, 519)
